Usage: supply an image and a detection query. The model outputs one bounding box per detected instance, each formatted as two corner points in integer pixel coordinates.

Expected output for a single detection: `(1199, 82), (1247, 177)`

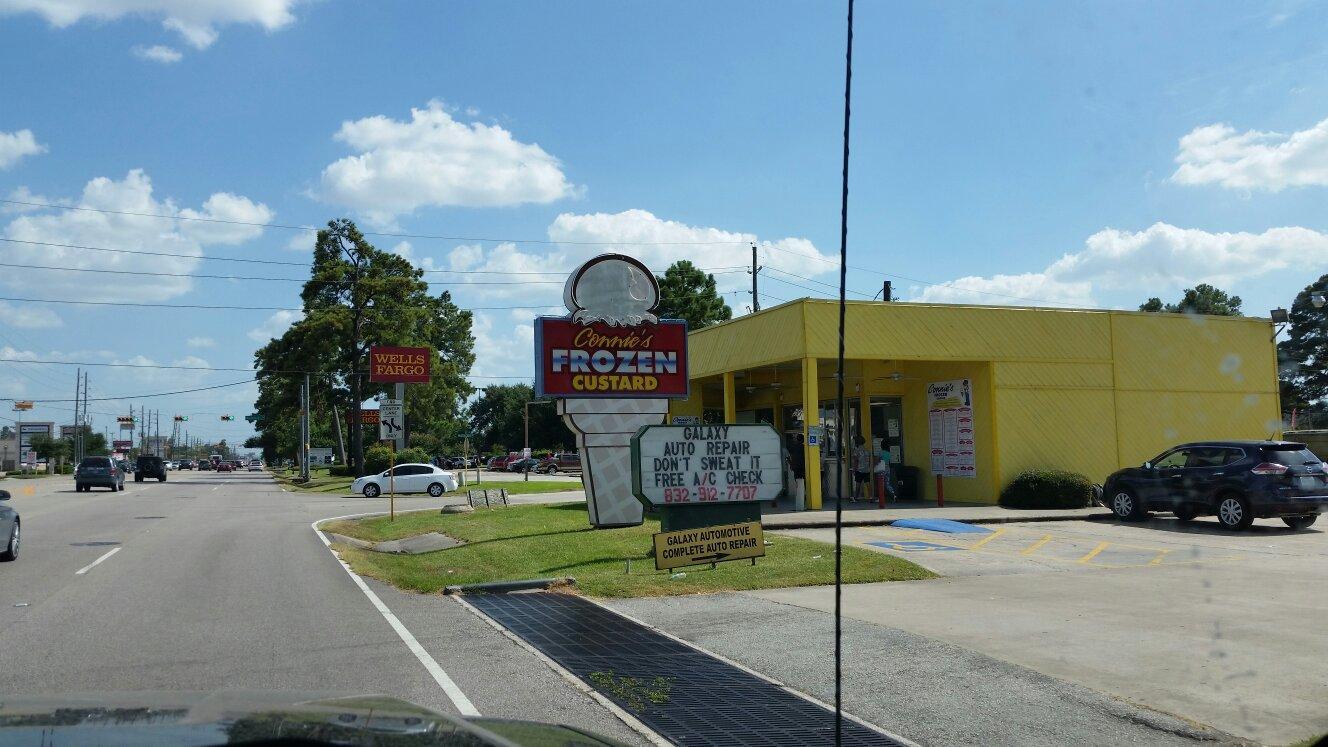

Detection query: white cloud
(0, 129), (45, 169)
(132, 44), (182, 63)
(914, 222), (1328, 307)
(0, 0), (303, 49)
(2, 169), (273, 302)
(389, 240), (442, 272)
(447, 243), (484, 271)
(0, 302), (61, 328)
(2, 186), (67, 214)
(283, 226), (317, 252)
(317, 101), (579, 225)
(1171, 118), (1328, 191)
(187, 336), (215, 348)
(247, 309), (303, 342)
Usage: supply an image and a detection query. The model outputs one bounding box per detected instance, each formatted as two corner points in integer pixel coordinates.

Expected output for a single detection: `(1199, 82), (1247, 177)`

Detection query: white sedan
(351, 463), (459, 498)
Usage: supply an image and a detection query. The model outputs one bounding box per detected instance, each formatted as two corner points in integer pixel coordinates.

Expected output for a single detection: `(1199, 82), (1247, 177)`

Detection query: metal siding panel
(1111, 313), (1277, 394)
(995, 388), (1119, 486)
(803, 302), (1113, 362)
(1115, 391), (1282, 466)
(995, 361), (1114, 389)
(687, 303), (806, 379)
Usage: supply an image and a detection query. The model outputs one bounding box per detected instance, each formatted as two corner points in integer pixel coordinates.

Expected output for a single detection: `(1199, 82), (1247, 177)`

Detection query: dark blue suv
(1102, 440), (1328, 530)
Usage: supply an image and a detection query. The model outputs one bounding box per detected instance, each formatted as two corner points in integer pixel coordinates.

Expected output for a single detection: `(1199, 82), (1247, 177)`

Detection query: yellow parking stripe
(969, 527), (1006, 549)
(1077, 541), (1110, 564)
(1021, 534), (1053, 556)
(1148, 549), (1171, 566)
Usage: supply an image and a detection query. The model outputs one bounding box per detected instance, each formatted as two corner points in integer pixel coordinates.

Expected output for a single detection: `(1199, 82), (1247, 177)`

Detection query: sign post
(369, 345), (431, 520)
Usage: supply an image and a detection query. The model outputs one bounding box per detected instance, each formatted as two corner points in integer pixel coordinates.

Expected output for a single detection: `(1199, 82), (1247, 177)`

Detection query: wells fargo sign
(369, 346), (432, 383)
(535, 318), (688, 398)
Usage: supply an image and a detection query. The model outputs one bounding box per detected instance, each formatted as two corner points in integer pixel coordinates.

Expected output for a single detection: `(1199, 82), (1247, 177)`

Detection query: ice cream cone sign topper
(535, 254), (690, 527)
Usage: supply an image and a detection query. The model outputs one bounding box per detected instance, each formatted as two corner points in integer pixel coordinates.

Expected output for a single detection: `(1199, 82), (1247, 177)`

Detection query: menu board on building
(927, 379), (975, 479)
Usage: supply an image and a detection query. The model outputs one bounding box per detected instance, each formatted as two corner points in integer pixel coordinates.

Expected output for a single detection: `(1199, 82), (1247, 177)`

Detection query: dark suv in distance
(135, 455), (167, 482)
(1103, 440), (1328, 530)
(75, 456), (125, 492)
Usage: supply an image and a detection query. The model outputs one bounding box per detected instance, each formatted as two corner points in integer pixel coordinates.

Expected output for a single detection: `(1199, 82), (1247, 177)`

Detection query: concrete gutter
(444, 577), (576, 595)
(766, 511), (1114, 529)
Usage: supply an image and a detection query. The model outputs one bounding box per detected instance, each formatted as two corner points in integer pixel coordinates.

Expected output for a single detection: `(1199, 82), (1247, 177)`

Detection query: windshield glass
(2, 4), (1326, 747)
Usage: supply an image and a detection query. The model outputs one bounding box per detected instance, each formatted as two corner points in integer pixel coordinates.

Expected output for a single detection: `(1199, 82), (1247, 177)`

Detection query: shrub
(364, 445), (393, 474)
(396, 447), (430, 466)
(998, 469), (1094, 509)
(329, 465), (356, 477)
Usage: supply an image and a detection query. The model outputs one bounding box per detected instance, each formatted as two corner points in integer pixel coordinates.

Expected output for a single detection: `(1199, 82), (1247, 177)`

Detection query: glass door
(870, 397), (904, 467)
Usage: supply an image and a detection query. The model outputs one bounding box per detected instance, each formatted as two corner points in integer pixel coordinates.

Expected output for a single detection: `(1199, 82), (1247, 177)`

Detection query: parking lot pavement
(765, 516), (1328, 745)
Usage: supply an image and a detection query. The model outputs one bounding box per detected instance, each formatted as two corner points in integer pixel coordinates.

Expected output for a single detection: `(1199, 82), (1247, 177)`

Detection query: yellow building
(668, 299), (1282, 509)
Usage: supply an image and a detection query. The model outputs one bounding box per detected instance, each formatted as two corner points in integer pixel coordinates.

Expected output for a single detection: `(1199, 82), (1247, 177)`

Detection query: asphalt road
(0, 471), (647, 745)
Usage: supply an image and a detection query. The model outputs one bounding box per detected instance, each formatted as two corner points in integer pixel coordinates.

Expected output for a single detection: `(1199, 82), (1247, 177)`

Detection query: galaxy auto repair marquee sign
(535, 255), (688, 398)
(369, 346), (432, 383)
(631, 424), (785, 505)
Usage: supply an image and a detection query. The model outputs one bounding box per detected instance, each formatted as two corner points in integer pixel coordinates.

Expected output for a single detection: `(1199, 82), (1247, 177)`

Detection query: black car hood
(0, 691), (627, 746)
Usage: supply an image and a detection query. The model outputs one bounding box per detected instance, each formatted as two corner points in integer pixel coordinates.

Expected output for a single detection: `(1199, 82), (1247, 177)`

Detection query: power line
(0, 356), (539, 380)
(1, 378), (257, 403)
(0, 198), (758, 246)
(0, 260), (566, 286)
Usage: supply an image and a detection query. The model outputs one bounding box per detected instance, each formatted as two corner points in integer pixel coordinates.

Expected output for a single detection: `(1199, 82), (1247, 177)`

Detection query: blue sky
(2, 0), (1327, 444)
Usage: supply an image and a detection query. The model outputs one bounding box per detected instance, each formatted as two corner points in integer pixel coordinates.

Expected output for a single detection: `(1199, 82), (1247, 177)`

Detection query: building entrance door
(869, 397), (904, 467)
(819, 398), (860, 499)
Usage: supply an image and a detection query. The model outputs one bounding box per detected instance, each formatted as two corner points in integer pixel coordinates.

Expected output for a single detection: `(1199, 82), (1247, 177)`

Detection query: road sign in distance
(653, 521), (765, 570)
(631, 424), (785, 506)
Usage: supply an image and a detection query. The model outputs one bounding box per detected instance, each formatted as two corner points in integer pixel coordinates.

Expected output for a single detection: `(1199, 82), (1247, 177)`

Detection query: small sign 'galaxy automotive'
(369, 346), (432, 384)
(652, 521), (766, 570)
(631, 424), (786, 506)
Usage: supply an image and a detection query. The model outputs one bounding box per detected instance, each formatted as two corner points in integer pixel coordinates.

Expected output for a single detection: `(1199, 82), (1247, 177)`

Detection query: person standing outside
(852, 434), (873, 502)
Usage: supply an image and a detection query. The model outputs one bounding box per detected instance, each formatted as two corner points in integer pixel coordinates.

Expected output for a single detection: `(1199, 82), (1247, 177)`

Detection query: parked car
(537, 452), (582, 475)
(1102, 440), (1328, 530)
(351, 463), (459, 498)
(487, 453), (516, 471)
(248, 460), (263, 471)
(75, 456), (125, 492)
(508, 457), (541, 473)
(0, 489), (17, 561)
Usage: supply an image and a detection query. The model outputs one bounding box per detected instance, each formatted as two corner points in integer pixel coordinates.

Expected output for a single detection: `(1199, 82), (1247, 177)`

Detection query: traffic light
(173, 415), (189, 422)
(220, 415), (234, 421)
(117, 416), (134, 426)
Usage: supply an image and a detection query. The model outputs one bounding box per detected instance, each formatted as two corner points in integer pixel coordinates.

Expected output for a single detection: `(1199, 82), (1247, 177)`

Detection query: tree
(468, 384), (571, 454)
(656, 260), (732, 329)
(252, 219), (474, 476)
(29, 433), (69, 468)
(1139, 284), (1243, 316)
(1278, 274), (1328, 427)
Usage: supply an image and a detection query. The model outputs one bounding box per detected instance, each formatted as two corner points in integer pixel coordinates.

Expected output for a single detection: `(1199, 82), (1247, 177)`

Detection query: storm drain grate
(464, 593), (903, 746)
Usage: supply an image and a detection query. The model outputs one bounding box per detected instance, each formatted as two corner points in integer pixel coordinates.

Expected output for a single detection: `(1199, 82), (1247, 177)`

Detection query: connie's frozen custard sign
(535, 254), (689, 527)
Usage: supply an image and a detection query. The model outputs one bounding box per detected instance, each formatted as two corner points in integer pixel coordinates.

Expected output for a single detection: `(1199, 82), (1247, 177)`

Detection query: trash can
(897, 465), (920, 501)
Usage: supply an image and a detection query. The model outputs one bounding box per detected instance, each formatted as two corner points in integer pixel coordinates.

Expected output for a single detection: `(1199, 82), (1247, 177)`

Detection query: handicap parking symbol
(868, 540), (961, 552)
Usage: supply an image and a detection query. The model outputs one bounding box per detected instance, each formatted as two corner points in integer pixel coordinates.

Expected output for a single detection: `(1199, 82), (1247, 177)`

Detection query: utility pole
(332, 401), (346, 467)
(72, 368), (81, 464)
(300, 374), (310, 480)
(81, 372), (88, 460)
(750, 242), (762, 312)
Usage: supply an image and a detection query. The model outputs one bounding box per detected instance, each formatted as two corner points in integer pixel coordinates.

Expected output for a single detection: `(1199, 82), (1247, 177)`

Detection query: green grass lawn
(0, 472), (55, 480)
(324, 502), (935, 597)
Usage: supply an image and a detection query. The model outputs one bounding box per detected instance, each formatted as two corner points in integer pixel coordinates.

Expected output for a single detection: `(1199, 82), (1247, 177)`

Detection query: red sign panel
(360, 409), (380, 425)
(534, 317), (688, 398)
(369, 346), (432, 383)
(112, 440), (133, 449)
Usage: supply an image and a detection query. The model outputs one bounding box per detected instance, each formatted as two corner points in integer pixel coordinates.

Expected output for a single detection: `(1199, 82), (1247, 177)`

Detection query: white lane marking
(75, 547), (121, 575)
(211, 486), (219, 492)
(311, 513), (480, 717)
